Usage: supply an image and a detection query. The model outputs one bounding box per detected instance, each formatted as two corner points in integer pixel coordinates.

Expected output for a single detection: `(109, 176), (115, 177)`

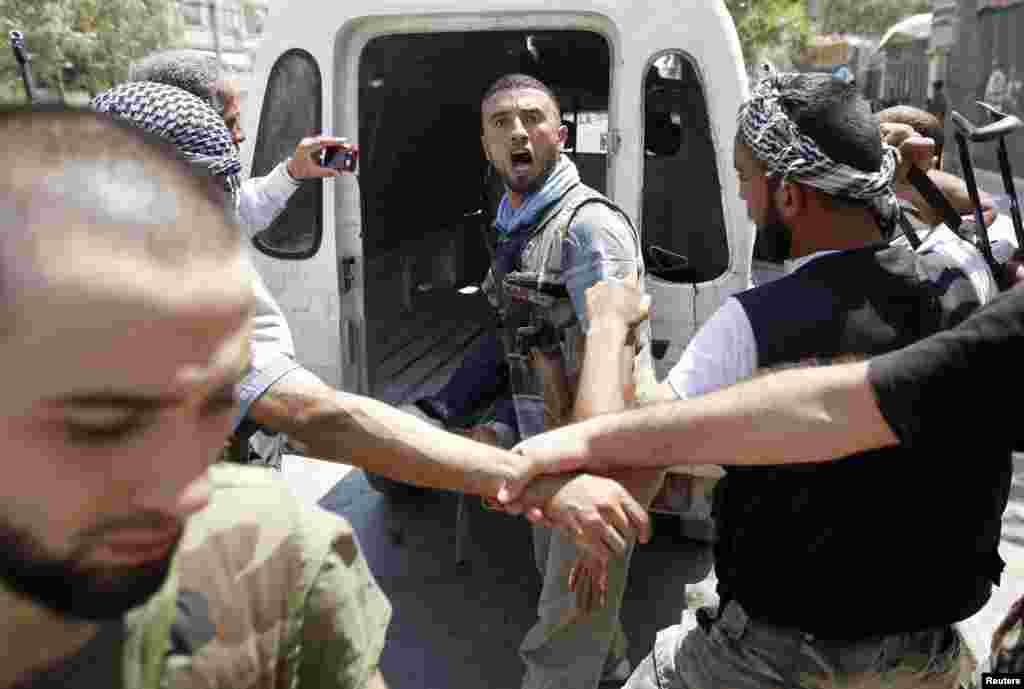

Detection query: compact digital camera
(321, 144), (359, 173)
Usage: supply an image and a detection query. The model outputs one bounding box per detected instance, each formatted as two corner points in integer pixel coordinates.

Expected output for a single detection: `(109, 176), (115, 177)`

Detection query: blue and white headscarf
(738, 70), (900, 228)
(91, 81), (242, 194)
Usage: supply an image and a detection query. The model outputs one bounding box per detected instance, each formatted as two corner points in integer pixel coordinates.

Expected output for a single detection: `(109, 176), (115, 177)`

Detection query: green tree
(1, 0), (182, 103)
(816, 0), (931, 35)
(726, 0), (811, 70)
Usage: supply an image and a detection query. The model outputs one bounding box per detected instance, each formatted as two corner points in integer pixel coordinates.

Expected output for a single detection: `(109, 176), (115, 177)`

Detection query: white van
(241, 0), (755, 512)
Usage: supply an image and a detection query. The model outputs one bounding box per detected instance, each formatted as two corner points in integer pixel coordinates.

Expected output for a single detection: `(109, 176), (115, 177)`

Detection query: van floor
(369, 287), (494, 407)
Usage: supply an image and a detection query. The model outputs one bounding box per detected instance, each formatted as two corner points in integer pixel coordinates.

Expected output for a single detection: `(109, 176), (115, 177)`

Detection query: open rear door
(607, 1), (752, 376)
(247, 47), (360, 391)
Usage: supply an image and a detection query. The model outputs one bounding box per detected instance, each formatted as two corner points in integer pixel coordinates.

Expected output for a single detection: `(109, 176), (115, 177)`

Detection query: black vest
(716, 245), (1011, 640)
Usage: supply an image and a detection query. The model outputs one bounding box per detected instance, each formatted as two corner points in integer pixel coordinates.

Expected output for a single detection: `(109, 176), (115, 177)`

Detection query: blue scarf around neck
(493, 154), (580, 240)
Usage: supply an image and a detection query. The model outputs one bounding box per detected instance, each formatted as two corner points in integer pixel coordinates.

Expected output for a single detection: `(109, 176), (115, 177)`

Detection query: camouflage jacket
(123, 463), (391, 689)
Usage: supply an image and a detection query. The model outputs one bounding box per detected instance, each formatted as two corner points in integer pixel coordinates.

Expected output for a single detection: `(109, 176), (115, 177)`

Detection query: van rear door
(608, 5), (752, 376)
(245, 1), (752, 394)
(246, 46), (359, 391)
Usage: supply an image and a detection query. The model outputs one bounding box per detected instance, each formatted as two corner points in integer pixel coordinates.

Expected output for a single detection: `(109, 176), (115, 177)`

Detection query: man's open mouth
(510, 150), (533, 170)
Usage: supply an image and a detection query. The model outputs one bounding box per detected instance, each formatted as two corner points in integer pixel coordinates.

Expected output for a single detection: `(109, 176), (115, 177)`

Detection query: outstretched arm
(248, 366), (531, 498)
(503, 359), (894, 499)
(506, 280), (1024, 496)
(239, 135), (351, 234)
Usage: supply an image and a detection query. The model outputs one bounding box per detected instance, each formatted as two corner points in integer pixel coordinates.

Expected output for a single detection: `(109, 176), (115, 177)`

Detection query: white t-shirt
(666, 252), (839, 400)
(667, 233), (999, 403)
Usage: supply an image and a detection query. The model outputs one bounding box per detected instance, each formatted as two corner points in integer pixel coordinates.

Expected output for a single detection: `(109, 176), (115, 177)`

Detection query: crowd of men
(2, 45), (1024, 689)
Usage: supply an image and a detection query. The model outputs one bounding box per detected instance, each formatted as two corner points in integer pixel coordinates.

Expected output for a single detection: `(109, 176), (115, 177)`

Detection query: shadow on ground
(308, 452), (1024, 688)
(318, 470), (712, 689)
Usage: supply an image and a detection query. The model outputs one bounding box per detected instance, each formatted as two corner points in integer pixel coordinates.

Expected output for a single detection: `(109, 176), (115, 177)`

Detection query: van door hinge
(605, 128), (622, 156)
(341, 256), (357, 294)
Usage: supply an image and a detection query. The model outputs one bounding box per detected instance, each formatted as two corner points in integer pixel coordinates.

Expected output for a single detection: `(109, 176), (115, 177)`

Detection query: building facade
(929, 0), (957, 91)
(870, 13), (932, 109)
(946, 0), (1024, 172)
(174, 0), (269, 88)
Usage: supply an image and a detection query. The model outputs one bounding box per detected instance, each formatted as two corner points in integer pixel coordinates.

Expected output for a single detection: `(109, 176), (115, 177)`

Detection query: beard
(753, 196), (793, 263)
(0, 515), (179, 621)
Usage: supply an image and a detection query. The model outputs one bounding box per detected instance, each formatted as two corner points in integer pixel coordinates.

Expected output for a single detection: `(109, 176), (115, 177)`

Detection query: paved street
(283, 453), (1024, 687)
(284, 456), (712, 689)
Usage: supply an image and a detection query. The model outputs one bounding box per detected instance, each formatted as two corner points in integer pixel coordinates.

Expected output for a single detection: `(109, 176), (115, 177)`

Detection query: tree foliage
(725, 0), (811, 71)
(0, 0), (182, 102)
(816, 0), (931, 36)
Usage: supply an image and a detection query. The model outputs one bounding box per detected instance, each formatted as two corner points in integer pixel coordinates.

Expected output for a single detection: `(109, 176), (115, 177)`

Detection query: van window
(641, 52), (729, 283)
(565, 110), (608, 195)
(250, 49), (323, 259)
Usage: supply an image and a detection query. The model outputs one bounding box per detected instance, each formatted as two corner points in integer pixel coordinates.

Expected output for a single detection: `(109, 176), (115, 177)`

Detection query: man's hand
(500, 473), (651, 563)
(880, 122), (935, 185)
(249, 368), (543, 498)
(993, 593), (1024, 670)
(497, 425), (594, 504)
(569, 554), (609, 614)
(286, 135), (352, 180)
(584, 275), (650, 334)
(1003, 253), (1024, 288)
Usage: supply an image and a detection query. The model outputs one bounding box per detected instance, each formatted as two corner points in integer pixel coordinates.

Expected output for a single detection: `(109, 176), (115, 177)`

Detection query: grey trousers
(624, 599), (973, 689)
(520, 524), (633, 689)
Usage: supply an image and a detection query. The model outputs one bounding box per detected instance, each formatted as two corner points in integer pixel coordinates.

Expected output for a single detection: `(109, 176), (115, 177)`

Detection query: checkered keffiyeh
(738, 73), (898, 205)
(91, 81), (242, 184)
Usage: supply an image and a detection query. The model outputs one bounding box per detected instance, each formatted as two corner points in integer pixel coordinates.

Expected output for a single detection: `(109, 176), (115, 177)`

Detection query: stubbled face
(481, 88), (567, 197)
(734, 138), (772, 225)
(0, 224), (251, 620)
(217, 79), (245, 146)
(735, 137), (792, 261)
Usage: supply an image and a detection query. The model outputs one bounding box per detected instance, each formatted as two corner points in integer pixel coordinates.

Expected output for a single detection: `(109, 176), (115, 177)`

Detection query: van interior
(250, 30), (729, 410)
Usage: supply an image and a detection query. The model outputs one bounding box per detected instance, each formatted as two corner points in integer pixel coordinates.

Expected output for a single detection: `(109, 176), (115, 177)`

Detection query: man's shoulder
(127, 465), (374, 687)
(560, 185), (635, 249)
(185, 463), (354, 560)
(564, 184), (630, 225)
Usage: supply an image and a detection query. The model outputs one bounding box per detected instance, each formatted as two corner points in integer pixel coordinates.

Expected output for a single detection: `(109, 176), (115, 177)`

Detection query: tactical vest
(715, 245), (1011, 640)
(482, 182), (651, 440)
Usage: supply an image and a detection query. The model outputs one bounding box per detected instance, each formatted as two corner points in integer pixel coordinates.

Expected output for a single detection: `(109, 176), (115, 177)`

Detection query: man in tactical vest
(89, 82), (613, 545)
(509, 71), (998, 688)
(408, 73), (664, 689)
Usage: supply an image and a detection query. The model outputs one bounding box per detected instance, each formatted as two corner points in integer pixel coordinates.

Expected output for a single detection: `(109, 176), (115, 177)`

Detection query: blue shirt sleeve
(562, 203), (641, 332)
(232, 353), (303, 431)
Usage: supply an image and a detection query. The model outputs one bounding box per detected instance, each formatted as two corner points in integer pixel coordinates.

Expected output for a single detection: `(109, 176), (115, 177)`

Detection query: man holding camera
(127, 50), (360, 470)
(130, 49), (352, 236)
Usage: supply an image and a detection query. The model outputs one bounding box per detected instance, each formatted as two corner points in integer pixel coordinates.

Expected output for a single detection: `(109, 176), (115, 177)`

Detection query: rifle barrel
(9, 30), (36, 104)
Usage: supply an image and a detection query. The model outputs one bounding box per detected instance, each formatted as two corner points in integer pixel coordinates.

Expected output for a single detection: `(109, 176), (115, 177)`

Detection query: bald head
(0, 110), (253, 621)
(0, 107), (244, 337)
(0, 107), (236, 257)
